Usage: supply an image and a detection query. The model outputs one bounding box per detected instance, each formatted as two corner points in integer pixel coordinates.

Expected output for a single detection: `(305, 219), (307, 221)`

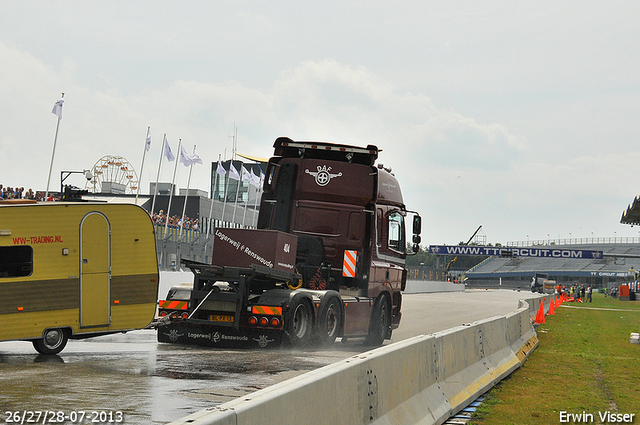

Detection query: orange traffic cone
(534, 301), (545, 324)
(548, 298), (555, 315)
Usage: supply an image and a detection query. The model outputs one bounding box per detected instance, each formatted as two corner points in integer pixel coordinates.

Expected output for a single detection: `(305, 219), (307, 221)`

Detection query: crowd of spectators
(152, 210), (200, 231)
(0, 185), (43, 200)
(1, 186), (200, 233)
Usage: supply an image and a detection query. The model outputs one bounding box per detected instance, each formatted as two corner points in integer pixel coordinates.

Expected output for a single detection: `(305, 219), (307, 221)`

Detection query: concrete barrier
(507, 302), (537, 362)
(403, 280), (465, 294)
(524, 294), (553, 319)
(167, 298), (542, 425)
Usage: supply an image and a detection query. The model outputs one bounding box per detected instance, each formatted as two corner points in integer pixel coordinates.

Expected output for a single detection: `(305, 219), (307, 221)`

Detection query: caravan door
(80, 212), (111, 328)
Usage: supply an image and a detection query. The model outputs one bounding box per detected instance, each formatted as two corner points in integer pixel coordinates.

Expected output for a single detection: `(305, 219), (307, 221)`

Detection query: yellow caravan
(0, 201), (158, 354)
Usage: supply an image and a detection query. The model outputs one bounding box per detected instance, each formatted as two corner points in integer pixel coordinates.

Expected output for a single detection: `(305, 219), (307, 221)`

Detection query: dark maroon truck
(157, 137), (421, 348)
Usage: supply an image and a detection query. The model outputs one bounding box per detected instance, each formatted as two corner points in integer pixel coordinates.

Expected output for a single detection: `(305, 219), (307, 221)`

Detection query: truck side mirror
(413, 215), (421, 235)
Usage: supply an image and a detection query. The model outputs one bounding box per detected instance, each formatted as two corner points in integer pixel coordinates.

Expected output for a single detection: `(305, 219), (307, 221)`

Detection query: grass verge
(470, 293), (640, 424)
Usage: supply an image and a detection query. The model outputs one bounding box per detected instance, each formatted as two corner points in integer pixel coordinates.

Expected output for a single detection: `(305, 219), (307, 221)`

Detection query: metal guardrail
(154, 224), (201, 243)
(153, 221), (256, 270)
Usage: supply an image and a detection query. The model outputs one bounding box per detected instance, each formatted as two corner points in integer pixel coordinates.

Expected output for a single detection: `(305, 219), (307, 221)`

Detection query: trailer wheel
(32, 328), (68, 355)
(285, 296), (313, 347)
(314, 293), (343, 346)
(365, 295), (390, 347)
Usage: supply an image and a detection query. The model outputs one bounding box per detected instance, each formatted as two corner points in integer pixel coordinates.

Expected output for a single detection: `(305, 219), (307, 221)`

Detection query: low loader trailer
(157, 137), (421, 348)
(0, 201), (159, 354)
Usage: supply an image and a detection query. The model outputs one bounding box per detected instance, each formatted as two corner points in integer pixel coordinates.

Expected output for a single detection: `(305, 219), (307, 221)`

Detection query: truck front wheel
(32, 328), (68, 355)
(365, 295), (390, 346)
(285, 296), (314, 347)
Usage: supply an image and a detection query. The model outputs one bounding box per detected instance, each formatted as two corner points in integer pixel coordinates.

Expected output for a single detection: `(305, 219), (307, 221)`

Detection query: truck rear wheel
(365, 295), (390, 346)
(285, 296), (314, 347)
(32, 328), (68, 355)
(313, 293), (343, 346)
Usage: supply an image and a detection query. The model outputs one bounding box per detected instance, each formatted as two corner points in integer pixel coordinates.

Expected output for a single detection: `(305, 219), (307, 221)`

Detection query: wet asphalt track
(0, 289), (540, 424)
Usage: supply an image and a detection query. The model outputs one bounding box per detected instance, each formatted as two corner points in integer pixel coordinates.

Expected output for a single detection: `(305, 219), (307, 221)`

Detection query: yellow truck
(0, 200), (158, 354)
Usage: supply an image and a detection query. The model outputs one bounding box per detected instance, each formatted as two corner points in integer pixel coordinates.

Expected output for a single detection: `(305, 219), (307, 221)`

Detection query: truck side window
(0, 246), (33, 278)
(388, 212), (405, 252)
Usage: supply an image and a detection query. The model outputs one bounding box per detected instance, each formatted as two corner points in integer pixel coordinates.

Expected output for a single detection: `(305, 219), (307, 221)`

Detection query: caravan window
(0, 246), (33, 278)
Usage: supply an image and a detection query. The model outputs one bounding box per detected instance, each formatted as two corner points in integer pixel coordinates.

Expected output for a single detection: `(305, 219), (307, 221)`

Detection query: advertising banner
(428, 245), (603, 259)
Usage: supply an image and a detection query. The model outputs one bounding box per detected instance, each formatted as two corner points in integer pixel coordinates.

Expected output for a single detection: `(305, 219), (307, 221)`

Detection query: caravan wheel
(32, 328), (68, 355)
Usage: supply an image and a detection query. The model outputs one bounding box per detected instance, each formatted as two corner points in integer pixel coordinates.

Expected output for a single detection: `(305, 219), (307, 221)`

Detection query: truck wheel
(32, 328), (68, 355)
(365, 295), (390, 347)
(285, 296), (313, 347)
(314, 293), (343, 346)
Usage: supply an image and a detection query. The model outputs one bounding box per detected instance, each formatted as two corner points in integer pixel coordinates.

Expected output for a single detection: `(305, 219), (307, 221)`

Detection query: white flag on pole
(241, 165), (251, 182)
(52, 97), (64, 119)
(180, 145), (193, 167)
(249, 168), (261, 188)
(164, 139), (175, 162)
(216, 157), (226, 176)
(145, 132), (151, 151)
(229, 163), (240, 181)
(190, 147), (203, 165)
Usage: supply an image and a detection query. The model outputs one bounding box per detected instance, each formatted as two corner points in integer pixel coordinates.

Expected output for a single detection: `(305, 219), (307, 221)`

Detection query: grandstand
(464, 194), (640, 291)
(464, 241), (640, 291)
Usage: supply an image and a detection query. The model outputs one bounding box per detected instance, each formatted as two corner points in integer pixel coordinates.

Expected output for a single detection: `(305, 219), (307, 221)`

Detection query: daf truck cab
(157, 137), (421, 348)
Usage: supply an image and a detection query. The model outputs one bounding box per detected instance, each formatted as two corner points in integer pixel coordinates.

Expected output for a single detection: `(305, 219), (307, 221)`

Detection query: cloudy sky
(2, 1), (639, 246)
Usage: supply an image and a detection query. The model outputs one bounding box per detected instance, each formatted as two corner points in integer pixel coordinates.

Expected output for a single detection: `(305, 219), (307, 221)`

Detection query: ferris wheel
(86, 155), (139, 194)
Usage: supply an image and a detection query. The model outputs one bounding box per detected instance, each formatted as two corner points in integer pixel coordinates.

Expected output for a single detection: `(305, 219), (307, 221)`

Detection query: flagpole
(222, 127), (236, 225)
(179, 145), (196, 238)
(251, 171), (261, 227)
(255, 171), (264, 227)
(234, 126), (238, 160)
(164, 138), (182, 236)
(242, 190), (248, 226)
(221, 171), (231, 225)
(221, 159), (230, 225)
(241, 165), (250, 226)
(179, 164), (193, 238)
(135, 126), (151, 204)
(150, 133), (166, 219)
(45, 93), (64, 199)
(208, 154), (222, 234)
(232, 160), (241, 226)
(252, 188), (260, 227)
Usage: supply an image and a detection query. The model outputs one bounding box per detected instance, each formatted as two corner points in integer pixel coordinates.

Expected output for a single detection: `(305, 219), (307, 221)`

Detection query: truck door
(79, 212), (111, 328)
(373, 207), (406, 288)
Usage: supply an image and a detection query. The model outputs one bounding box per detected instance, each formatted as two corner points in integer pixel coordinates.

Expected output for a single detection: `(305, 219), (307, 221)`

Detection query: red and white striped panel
(342, 250), (358, 277)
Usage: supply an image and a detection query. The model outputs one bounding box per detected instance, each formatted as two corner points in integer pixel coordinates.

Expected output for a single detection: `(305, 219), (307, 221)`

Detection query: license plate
(210, 314), (234, 323)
